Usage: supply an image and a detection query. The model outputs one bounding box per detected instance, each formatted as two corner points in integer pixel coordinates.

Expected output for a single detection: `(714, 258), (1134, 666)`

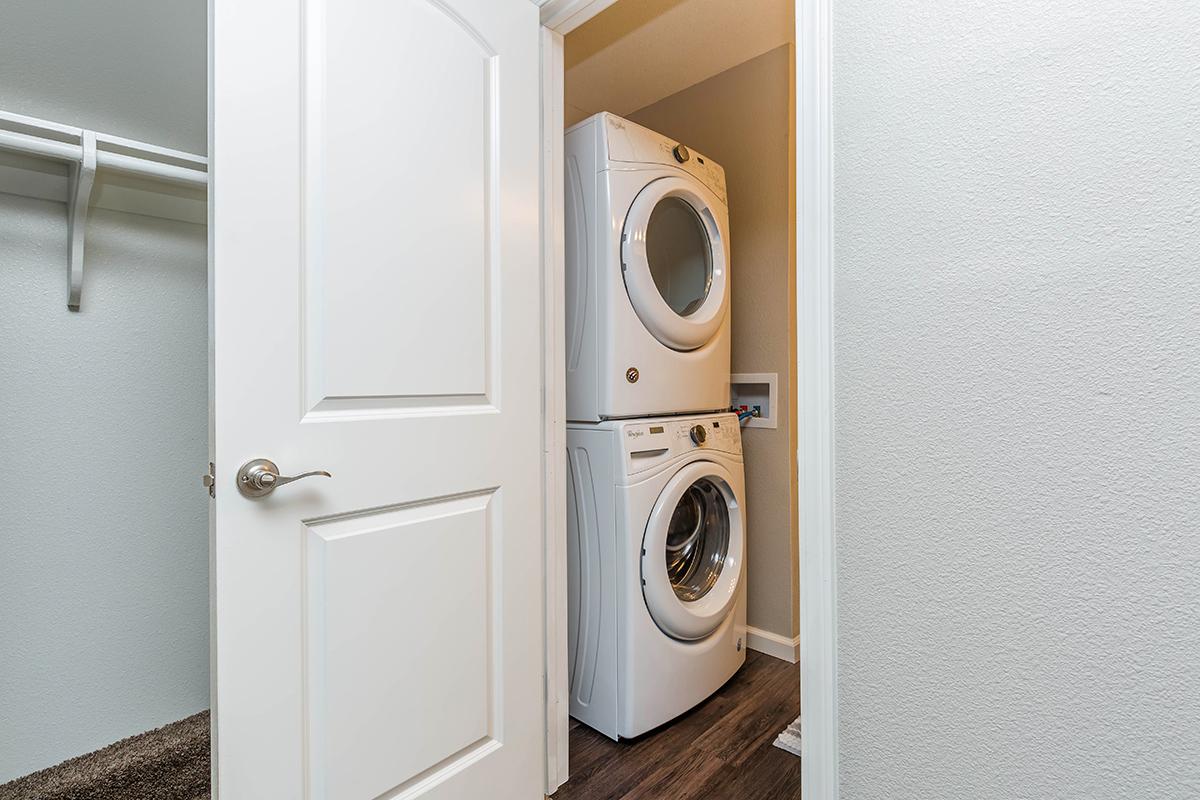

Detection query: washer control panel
(620, 413), (741, 475)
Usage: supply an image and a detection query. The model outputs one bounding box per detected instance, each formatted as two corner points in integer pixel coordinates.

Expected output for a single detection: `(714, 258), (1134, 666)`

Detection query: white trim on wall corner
(797, 0), (838, 797)
(746, 626), (802, 664)
(539, 22), (570, 798)
(539, 0), (619, 34)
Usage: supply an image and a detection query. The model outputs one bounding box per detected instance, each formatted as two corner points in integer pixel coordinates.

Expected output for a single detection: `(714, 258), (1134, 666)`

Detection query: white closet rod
(0, 109), (207, 186)
(0, 109), (208, 310)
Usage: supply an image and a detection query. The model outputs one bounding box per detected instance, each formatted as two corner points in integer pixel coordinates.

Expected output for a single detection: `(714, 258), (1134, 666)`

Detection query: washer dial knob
(689, 424), (707, 445)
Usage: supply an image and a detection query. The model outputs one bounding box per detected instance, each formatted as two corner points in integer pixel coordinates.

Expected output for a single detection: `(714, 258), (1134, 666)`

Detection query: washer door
(641, 460), (744, 641)
(621, 177), (729, 352)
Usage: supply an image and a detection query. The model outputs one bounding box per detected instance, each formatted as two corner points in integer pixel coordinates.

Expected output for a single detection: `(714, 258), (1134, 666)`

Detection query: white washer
(565, 112), (732, 422)
(566, 412), (746, 740)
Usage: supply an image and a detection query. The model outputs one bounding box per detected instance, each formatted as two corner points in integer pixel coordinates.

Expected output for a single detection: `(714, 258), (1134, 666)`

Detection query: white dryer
(565, 112), (732, 422)
(566, 412), (746, 739)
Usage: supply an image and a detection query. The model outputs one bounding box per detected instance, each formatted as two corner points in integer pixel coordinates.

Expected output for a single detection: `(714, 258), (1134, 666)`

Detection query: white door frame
(535, 1), (837, 796)
(794, 0), (837, 796)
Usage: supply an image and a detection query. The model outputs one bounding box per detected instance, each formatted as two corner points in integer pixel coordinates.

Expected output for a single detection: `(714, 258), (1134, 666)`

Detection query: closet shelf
(0, 109), (208, 311)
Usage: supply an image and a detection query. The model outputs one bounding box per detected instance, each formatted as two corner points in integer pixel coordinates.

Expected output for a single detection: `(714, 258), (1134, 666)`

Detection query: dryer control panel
(619, 413), (741, 476)
(600, 113), (727, 205)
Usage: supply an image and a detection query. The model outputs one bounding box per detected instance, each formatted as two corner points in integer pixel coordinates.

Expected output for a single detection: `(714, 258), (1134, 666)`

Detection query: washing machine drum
(641, 460), (744, 641)
(621, 176), (729, 352)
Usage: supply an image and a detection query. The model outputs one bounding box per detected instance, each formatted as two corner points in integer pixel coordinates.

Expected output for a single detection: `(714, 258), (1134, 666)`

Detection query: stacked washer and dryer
(565, 112), (747, 740)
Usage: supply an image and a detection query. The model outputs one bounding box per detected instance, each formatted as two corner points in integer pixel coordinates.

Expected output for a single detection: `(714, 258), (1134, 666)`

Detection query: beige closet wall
(629, 44), (799, 641)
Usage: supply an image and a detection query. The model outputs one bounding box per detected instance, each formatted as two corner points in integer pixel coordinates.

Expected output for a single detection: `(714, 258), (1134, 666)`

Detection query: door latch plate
(202, 462), (216, 498)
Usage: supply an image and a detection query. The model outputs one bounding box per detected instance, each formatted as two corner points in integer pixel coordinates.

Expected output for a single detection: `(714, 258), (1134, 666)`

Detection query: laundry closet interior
(0, 0), (798, 797)
(550, 1), (799, 796)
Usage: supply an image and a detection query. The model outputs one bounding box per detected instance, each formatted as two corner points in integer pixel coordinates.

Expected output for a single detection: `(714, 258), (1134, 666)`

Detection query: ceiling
(564, 0), (793, 127)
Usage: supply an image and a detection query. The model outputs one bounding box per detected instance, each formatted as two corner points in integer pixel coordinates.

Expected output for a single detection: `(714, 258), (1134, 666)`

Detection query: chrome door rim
(641, 460), (744, 641)
(621, 177), (729, 352)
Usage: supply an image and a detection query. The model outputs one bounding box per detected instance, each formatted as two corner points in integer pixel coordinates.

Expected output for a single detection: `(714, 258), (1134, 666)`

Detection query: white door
(210, 1), (543, 798)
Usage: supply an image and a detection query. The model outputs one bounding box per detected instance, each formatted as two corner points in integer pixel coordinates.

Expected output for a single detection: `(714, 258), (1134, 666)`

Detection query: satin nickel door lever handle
(236, 458), (332, 498)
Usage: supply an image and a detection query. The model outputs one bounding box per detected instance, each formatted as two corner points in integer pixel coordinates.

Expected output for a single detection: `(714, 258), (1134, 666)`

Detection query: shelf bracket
(66, 130), (97, 312)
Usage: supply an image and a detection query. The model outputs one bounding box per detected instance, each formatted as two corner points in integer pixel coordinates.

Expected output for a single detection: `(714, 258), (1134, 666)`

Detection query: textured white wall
(0, 1), (208, 782)
(0, 198), (209, 782)
(833, 1), (1200, 798)
(0, 0), (207, 153)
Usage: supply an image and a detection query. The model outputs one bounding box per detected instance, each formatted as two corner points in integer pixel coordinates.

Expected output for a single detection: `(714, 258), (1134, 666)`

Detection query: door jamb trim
(795, 0), (838, 796)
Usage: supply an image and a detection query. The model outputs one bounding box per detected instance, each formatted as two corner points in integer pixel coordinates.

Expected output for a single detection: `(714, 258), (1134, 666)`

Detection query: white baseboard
(746, 626), (801, 663)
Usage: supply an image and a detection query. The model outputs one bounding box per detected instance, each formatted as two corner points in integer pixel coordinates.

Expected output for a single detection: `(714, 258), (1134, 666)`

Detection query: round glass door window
(645, 197), (713, 317)
(663, 477), (730, 601)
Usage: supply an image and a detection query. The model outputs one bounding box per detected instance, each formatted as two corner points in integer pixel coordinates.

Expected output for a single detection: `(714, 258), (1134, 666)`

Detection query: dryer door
(621, 177), (729, 351)
(641, 460), (744, 641)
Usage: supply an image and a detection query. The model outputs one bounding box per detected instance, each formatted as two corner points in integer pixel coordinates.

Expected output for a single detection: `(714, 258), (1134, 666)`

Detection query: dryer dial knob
(689, 424), (707, 445)
(673, 143), (691, 163)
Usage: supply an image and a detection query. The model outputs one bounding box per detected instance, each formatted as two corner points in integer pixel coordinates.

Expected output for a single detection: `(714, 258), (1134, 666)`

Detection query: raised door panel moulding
(303, 491), (499, 800)
(301, 0), (497, 417)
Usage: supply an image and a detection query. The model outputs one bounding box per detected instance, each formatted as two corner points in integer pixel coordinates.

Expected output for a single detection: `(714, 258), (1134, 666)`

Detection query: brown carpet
(0, 711), (210, 800)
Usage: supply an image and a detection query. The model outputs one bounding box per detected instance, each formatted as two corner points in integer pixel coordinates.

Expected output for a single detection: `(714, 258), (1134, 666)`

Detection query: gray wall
(631, 45), (800, 641)
(0, 0), (207, 154)
(0, 0), (208, 782)
(834, 1), (1200, 798)
(0, 199), (209, 783)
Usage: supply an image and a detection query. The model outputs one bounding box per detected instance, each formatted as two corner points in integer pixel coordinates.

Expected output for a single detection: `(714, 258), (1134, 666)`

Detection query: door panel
(211, 0), (542, 797)
(304, 492), (496, 799)
(306, 0), (495, 409)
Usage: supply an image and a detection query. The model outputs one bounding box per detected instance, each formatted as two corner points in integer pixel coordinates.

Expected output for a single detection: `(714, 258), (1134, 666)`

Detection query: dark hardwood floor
(552, 650), (801, 800)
